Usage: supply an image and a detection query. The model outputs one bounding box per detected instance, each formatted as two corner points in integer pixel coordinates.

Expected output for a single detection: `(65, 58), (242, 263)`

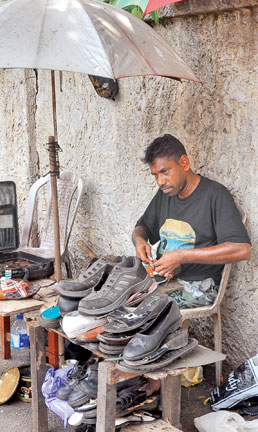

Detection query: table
(29, 322), (185, 432)
(0, 280), (57, 359)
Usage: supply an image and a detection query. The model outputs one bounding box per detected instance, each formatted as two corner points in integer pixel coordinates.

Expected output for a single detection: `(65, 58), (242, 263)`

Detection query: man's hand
(135, 238), (153, 265)
(132, 226), (153, 265)
(153, 251), (182, 278)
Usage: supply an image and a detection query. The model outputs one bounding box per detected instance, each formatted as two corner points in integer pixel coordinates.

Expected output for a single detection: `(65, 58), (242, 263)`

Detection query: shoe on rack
(58, 295), (80, 316)
(56, 363), (88, 400)
(104, 293), (169, 333)
(55, 256), (129, 299)
(123, 300), (182, 361)
(61, 311), (107, 339)
(68, 362), (99, 408)
(78, 257), (153, 316)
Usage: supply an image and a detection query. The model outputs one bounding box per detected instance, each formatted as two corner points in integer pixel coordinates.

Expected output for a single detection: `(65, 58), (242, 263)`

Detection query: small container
(5, 269), (12, 279)
(61, 359), (78, 368)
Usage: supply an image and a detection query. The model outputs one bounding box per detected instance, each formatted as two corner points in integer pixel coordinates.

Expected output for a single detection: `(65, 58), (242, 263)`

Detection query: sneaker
(78, 257), (153, 316)
(56, 363), (88, 400)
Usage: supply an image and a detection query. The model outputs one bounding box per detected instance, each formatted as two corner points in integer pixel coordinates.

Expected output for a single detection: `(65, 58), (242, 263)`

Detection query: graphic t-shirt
(136, 176), (250, 284)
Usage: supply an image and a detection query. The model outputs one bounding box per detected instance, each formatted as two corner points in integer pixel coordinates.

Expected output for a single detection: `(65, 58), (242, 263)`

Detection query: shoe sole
(117, 338), (198, 372)
(79, 275), (153, 316)
(103, 294), (169, 334)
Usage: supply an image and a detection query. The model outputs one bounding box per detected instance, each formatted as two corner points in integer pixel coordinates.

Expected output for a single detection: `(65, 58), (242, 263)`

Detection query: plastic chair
(181, 203), (246, 386)
(18, 172), (84, 277)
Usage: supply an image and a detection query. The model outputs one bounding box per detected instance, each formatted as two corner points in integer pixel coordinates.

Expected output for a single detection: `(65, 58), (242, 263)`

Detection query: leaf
(150, 10), (159, 22)
(113, 0), (148, 11)
(131, 6), (144, 18)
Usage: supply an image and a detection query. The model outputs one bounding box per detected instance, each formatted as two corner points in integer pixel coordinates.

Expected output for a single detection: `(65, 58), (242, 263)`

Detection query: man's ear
(179, 155), (190, 171)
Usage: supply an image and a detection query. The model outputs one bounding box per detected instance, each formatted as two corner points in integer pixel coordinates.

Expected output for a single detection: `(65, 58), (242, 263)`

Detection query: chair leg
(213, 309), (222, 386)
(64, 254), (72, 278)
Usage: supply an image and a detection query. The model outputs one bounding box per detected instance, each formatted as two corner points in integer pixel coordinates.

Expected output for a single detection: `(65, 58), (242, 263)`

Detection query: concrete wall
(0, 0), (257, 368)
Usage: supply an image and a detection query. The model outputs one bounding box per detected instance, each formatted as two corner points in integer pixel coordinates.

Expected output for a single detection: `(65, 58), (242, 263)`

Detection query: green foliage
(100, 0), (160, 22)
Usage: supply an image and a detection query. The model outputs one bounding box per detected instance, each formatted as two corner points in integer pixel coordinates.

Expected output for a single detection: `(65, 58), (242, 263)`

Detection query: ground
(0, 338), (217, 432)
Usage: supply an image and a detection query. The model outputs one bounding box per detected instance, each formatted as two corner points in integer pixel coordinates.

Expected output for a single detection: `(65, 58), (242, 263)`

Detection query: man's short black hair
(143, 134), (187, 165)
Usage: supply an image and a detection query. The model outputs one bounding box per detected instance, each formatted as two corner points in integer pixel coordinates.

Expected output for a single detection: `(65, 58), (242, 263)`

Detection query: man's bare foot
(140, 378), (160, 396)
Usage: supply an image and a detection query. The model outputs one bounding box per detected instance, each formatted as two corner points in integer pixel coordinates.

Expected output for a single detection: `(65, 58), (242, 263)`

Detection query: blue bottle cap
(16, 314), (23, 320)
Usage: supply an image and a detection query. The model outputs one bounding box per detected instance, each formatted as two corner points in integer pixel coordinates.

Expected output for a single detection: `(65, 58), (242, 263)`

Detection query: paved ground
(0, 336), (215, 432)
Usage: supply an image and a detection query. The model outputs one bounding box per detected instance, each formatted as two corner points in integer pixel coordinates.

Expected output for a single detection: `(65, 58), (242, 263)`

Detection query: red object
(142, 0), (184, 16)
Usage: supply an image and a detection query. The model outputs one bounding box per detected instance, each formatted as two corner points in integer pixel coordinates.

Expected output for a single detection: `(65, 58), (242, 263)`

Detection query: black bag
(88, 75), (119, 100)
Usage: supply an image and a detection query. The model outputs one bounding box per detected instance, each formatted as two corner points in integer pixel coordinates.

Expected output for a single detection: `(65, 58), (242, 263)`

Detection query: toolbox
(0, 181), (54, 280)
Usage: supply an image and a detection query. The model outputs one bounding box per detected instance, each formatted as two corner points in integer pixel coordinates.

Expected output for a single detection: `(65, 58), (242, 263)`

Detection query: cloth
(194, 411), (258, 432)
(168, 278), (219, 308)
(136, 176), (250, 285)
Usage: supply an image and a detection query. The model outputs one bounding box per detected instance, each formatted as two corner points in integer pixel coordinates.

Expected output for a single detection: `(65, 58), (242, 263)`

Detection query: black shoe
(68, 363), (99, 408)
(56, 363), (88, 400)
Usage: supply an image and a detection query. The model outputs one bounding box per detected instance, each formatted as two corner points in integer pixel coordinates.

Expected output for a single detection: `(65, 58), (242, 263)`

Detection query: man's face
(150, 156), (189, 196)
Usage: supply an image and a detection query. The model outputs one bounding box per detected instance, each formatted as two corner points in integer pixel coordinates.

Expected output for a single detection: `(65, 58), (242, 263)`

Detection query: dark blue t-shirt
(136, 176), (250, 284)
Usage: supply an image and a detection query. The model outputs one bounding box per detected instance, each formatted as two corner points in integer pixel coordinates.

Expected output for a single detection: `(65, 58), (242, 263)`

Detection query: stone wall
(0, 0), (257, 368)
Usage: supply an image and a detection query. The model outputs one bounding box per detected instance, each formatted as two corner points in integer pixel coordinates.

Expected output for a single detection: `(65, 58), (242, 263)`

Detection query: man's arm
(132, 226), (153, 265)
(153, 242), (251, 278)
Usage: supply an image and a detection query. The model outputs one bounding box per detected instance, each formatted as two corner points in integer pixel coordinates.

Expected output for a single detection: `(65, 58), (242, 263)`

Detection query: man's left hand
(153, 251), (182, 279)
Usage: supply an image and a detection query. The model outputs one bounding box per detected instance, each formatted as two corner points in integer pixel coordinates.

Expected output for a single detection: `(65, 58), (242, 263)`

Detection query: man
(132, 134), (251, 308)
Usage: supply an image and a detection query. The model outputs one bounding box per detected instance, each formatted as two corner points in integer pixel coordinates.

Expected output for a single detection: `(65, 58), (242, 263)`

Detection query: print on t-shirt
(158, 219), (196, 255)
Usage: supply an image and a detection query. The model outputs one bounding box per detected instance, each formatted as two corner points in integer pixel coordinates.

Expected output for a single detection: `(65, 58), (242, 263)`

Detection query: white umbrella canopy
(0, 0), (200, 281)
(0, 0), (199, 82)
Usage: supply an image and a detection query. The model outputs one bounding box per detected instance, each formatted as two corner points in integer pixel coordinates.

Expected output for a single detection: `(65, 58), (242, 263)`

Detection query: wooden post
(47, 330), (59, 369)
(160, 374), (182, 430)
(30, 322), (48, 432)
(48, 136), (62, 282)
(96, 361), (117, 432)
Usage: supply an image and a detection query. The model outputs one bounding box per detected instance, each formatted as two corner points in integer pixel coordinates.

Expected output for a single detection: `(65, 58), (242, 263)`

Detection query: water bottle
(11, 314), (30, 350)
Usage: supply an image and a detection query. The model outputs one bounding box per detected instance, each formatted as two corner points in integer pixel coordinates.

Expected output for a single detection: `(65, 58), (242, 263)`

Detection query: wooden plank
(121, 419), (182, 432)
(29, 322), (48, 432)
(0, 315), (11, 358)
(0, 298), (43, 316)
(161, 374), (182, 430)
(47, 331), (59, 368)
(96, 361), (117, 432)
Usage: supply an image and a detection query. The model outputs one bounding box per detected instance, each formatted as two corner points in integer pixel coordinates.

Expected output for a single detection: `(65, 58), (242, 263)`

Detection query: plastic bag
(42, 366), (74, 428)
(194, 411), (258, 432)
(210, 354), (258, 410)
(181, 366), (203, 387)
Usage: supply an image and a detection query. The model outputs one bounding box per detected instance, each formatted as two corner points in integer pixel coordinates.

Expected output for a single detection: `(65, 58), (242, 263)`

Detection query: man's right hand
(132, 226), (153, 265)
(135, 239), (153, 265)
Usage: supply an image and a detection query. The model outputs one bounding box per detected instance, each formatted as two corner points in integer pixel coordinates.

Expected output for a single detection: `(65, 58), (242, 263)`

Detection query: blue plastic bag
(42, 365), (75, 428)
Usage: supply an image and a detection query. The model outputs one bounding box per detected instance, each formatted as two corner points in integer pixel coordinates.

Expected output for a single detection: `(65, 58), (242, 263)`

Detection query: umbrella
(0, 0), (200, 281)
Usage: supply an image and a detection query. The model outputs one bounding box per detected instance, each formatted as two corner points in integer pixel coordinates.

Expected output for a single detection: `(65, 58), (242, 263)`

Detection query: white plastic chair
(18, 172), (84, 277)
(181, 203), (246, 386)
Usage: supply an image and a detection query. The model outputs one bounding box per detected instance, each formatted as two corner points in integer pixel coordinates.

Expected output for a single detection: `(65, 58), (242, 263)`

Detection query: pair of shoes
(56, 363), (89, 400)
(61, 311), (107, 339)
(68, 362), (99, 408)
(78, 257), (153, 316)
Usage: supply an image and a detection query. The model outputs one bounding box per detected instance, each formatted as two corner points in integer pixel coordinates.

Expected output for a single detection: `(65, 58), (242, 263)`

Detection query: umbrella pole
(48, 70), (62, 282)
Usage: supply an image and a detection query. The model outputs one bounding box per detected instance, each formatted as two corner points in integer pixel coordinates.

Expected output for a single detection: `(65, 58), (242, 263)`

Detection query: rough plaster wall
(0, 0), (257, 367)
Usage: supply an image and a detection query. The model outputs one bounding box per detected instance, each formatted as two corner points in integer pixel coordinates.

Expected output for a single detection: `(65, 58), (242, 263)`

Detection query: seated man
(132, 134), (251, 308)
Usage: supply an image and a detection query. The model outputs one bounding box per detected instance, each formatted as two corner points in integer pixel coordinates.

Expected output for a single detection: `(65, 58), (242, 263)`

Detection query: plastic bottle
(11, 314), (30, 350)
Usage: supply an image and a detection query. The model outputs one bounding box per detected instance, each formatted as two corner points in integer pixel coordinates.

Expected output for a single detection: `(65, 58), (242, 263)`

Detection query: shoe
(55, 256), (128, 298)
(78, 257), (153, 316)
(61, 311), (107, 339)
(123, 300), (182, 361)
(104, 293), (169, 333)
(58, 295), (80, 316)
(68, 363), (99, 408)
(98, 342), (124, 355)
(118, 338), (198, 372)
(75, 325), (105, 343)
(123, 327), (188, 366)
(56, 363), (88, 400)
